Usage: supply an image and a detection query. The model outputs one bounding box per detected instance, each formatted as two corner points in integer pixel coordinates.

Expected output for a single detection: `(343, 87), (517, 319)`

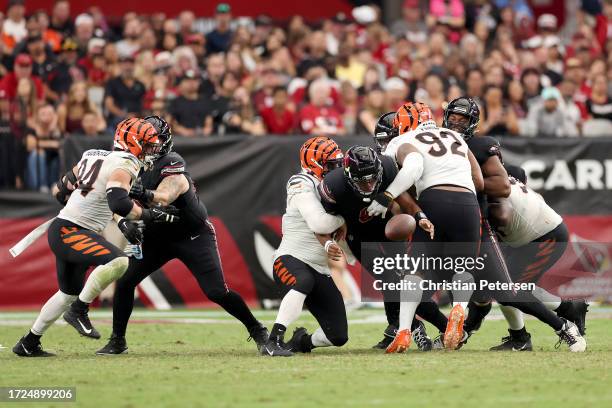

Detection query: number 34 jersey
(58, 149), (141, 232)
(383, 123), (475, 197)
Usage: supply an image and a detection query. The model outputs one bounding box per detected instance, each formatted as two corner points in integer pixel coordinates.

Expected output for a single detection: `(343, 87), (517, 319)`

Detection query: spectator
(25, 104), (61, 191)
(507, 80), (527, 119)
(200, 53), (225, 99)
(338, 80), (359, 133)
(480, 85), (519, 136)
(74, 13), (94, 56)
(103, 55), (145, 128)
(465, 68), (484, 105)
(259, 86), (296, 135)
(24, 32), (58, 101)
(525, 87), (579, 137)
(57, 81), (105, 134)
(81, 111), (101, 136)
(564, 57), (590, 118)
(2, 0), (27, 53)
(206, 3), (233, 54)
(586, 74), (612, 121)
(383, 77), (409, 112)
(50, 0), (74, 38)
(558, 79), (582, 135)
(0, 91), (19, 188)
(520, 67), (542, 109)
(0, 54), (45, 101)
(357, 86), (385, 134)
(35, 10), (62, 53)
(298, 78), (345, 135)
(335, 41), (366, 88)
(421, 73), (446, 124)
(116, 17), (141, 58)
(178, 10), (195, 42)
(390, 0), (427, 43)
(223, 86), (265, 136)
(167, 69), (211, 137)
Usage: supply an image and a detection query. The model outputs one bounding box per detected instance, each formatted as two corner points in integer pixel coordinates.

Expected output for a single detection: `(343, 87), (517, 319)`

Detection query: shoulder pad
(286, 174), (316, 194)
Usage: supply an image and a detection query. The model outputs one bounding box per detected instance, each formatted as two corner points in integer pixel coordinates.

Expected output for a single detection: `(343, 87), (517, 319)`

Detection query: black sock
(555, 300), (572, 314)
(384, 302), (399, 327)
(463, 301), (492, 333)
(509, 326), (528, 339)
(24, 330), (42, 344)
(416, 302), (448, 333)
(270, 323), (287, 341)
(214, 290), (260, 330)
(71, 298), (89, 311)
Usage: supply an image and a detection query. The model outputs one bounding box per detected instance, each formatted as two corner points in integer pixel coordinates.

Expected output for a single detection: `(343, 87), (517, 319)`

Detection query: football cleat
(556, 300), (589, 336)
(372, 324), (397, 349)
(285, 327), (312, 353)
(556, 319), (587, 352)
(456, 330), (471, 350)
(96, 335), (128, 355)
(443, 304), (465, 350)
(63, 304), (101, 339)
(490, 330), (533, 351)
(432, 333), (444, 350)
(385, 329), (411, 353)
(412, 321), (432, 351)
(260, 337), (293, 357)
(247, 324), (269, 352)
(13, 336), (55, 357)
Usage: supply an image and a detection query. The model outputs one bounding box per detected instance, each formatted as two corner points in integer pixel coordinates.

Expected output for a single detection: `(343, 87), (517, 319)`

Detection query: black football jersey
(319, 155), (398, 259)
(467, 135), (503, 211)
(140, 152), (208, 236)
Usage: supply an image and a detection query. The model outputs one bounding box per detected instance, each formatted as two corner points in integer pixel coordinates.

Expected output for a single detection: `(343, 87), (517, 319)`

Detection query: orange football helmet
(299, 136), (343, 180)
(393, 102), (434, 134)
(113, 118), (161, 165)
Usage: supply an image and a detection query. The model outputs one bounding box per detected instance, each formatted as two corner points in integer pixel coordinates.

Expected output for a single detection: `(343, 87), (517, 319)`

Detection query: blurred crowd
(0, 0), (611, 191)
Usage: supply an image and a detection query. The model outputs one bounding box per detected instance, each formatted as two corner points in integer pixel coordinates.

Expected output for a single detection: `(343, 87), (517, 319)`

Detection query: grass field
(1, 307), (611, 408)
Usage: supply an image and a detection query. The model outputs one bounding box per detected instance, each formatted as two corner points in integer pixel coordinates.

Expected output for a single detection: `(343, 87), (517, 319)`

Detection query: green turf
(0, 309), (610, 408)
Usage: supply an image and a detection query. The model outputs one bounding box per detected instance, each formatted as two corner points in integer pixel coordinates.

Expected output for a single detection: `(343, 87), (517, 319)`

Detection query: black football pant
(112, 220), (260, 337)
(274, 255), (348, 346)
(48, 218), (124, 295)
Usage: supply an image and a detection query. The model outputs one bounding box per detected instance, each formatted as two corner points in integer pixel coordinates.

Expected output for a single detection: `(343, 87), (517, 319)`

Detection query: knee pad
(108, 256), (129, 280)
(328, 335), (349, 347)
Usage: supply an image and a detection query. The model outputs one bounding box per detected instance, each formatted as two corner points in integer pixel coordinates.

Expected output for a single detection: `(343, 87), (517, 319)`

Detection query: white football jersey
(497, 177), (563, 247)
(58, 150), (141, 232)
(383, 122), (475, 197)
(275, 172), (343, 275)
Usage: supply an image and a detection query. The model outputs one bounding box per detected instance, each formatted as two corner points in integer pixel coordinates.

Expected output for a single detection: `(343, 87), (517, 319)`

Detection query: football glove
(366, 191), (394, 218)
(141, 206), (180, 224)
(118, 218), (143, 245)
(130, 179), (154, 204)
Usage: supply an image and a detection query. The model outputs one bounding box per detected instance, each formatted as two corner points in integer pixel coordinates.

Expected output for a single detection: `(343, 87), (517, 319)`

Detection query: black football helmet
(144, 115), (172, 157)
(443, 97), (480, 140)
(373, 111), (398, 153)
(343, 146), (383, 199)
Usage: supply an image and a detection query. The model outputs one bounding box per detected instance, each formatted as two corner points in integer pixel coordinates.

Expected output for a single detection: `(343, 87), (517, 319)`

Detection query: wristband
(414, 211), (428, 222)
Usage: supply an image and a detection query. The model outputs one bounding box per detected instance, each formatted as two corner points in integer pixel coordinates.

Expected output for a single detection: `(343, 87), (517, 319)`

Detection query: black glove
(118, 218), (143, 245)
(130, 179), (154, 204)
(141, 207), (180, 225)
(372, 191), (394, 208)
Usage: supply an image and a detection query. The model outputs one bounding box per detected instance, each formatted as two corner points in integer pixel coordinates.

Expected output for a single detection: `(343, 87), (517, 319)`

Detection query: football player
(97, 116), (268, 355)
(13, 118), (179, 357)
(368, 102), (485, 352)
(443, 97), (586, 352)
(485, 164), (588, 350)
(261, 136), (348, 357)
(318, 145), (440, 352)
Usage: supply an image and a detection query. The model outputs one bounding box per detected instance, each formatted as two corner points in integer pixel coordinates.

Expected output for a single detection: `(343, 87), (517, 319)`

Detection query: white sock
(275, 289), (307, 327)
(31, 291), (77, 335)
(399, 275), (423, 331)
(311, 327), (333, 347)
(532, 286), (562, 310)
(451, 272), (474, 311)
(79, 257), (129, 303)
(500, 305), (525, 330)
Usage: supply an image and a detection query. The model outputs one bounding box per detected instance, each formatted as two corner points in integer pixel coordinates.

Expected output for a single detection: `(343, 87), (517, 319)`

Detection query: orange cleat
(444, 304), (465, 350)
(385, 329), (411, 353)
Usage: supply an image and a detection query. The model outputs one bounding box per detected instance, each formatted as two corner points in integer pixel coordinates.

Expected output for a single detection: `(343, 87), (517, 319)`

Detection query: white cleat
(556, 319), (586, 352)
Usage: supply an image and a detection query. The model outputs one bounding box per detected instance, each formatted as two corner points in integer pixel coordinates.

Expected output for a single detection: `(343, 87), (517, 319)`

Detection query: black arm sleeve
(106, 187), (135, 217)
(55, 168), (78, 204)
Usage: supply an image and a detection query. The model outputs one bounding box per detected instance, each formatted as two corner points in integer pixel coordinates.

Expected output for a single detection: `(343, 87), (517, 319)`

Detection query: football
(384, 214), (416, 241)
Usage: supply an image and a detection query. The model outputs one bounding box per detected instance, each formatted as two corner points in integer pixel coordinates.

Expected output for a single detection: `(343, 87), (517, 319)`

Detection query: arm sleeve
(385, 152), (424, 198)
(294, 189), (345, 234)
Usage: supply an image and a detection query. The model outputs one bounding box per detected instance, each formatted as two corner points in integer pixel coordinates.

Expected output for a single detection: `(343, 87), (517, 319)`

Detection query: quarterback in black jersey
(97, 116), (268, 355)
(319, 146), (442, 351)
(443, 97), (586, 352)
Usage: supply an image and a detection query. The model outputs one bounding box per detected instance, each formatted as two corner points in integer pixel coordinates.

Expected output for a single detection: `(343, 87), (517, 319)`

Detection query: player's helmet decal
(144, 115), (173, 157)
(443, 97), (481, 140)
(393, 102), (434, 134)
(343, 145), (383, 198)
(373, 111), (398, 153)
(113, 118), (161, 167)
(299, 136), (344, 180)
